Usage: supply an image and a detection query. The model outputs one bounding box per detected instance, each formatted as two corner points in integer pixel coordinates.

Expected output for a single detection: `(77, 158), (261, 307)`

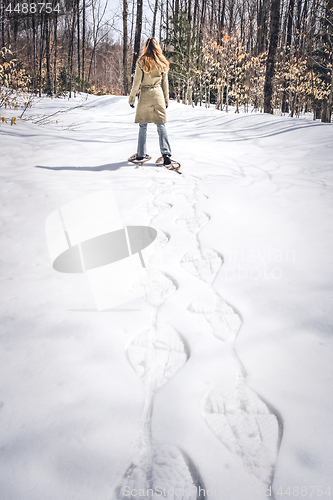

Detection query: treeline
(1, 0), (332, 121)
(0, 0), (122, 95)
(152, 0), (333, 121)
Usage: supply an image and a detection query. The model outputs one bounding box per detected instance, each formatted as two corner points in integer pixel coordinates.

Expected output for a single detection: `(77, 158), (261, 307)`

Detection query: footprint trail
(171, 170), (282, 492)
(112, 170), (205, 499)
(111, 163), (282, 498)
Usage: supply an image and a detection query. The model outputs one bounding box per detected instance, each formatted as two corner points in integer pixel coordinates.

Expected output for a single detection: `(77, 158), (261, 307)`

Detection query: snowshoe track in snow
(176, 190), (208, 204)
(188, 292), (242, 343)
(130, 269), (177, 307)
(153, 229), (169, 251)
(147, 179), (174, 196)
(114, 444), (205, 500)
(176, 209), (210, 234)
(181, 249), (223, 284)
(127, 325), (189, 391)
(202, 378), (279, 486)
(138, 200), (172, 217)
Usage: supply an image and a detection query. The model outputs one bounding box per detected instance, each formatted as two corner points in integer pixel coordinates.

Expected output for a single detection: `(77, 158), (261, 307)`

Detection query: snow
(0, 94), (332, 500)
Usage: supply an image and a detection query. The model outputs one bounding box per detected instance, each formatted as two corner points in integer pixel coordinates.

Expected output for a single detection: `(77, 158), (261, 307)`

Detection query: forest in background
(0, 0), (332, 122)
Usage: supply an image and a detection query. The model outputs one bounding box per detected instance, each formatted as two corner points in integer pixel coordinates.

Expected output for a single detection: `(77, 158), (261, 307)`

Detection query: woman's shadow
(35, 161), (151, 172)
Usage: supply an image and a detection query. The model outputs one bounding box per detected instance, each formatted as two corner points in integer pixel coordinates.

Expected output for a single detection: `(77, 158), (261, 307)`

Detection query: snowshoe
(155, 156), (182, 175)
(128, 154), (152, 166)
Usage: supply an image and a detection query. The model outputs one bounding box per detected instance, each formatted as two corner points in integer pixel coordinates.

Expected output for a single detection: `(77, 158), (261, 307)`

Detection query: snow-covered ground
(0, 95), (333, 500)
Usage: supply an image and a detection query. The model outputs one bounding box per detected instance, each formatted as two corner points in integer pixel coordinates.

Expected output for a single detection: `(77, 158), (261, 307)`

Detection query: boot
(137, 154), (150, 161)
(163, 154), (172, 166)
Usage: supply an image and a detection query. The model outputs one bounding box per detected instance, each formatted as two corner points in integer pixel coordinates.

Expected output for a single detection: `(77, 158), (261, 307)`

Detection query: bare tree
(264, 0), (280, 112)
(152, 0), (159, 36)
(82, 0), (86, 90)
(87, 0), (110, 81)
(123, 0), (129, 93)
(77, 0), (81, 81)
(131, 0), (143, 77)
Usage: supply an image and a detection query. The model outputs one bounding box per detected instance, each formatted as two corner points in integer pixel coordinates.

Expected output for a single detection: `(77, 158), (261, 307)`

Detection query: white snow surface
(0, 95), (333, 500)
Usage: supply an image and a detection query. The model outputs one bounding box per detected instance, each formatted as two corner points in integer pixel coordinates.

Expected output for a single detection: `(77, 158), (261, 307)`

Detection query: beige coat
(128, 59), (169, 124)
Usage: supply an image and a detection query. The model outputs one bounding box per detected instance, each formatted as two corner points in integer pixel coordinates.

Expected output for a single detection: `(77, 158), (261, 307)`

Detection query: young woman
(128, 38), (179, 171)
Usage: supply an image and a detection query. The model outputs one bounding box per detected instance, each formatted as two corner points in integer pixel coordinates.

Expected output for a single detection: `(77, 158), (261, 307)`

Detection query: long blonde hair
(140, 38), (170, 73)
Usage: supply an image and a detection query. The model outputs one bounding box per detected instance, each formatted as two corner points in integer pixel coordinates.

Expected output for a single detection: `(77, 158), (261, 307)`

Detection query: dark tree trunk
(45, 16), (51, 94)
(281, 0), (295, 112)
(131, 0), (143, 78)
(262, 0), (270, 51)
(294, 0), (302, 54)
(69, 12), (75, 97)
(7, 20), (10, 46)
(175, 0), (179, 18)
(152, 0), (158, 37)
(82, 0), (85, 90)
(209, 0), (214, 35)
(199, 0), (207, 45)
(300, 0), (308, 53)
(13, 13), (18, 54)
(38, 17), (46, 97)
(1, 1), (5, 48)
(322, 0), (333, 122)
(32, 14), (37, 90)
(53, 11), (58, 94)
(228, 0), (234, 34)
(159, 0), (163, 42)
(264, 0), (280, 113)
(286, 0), (295, 48)
(165, 0), (169, 41)
(217, 0), (225, 42)
(193, 0), (199, 35)
(187, 0), (192, 72)
(257, 0), (266, 54)
(327, 72), (333, 123)
(123, 0), (129, 94)
(77, 0), (81, 83)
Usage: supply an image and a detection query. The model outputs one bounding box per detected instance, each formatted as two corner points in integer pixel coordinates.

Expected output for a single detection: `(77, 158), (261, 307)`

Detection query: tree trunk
(53, 11), (58, 94)
(193, 0), (199, 38)
(281, 0), (295, 112)
(186, 0), (192, 73)
(322, 0), (333, 122)
(69, 12), (75, 97)
(38, 16), (46, 97)
(286, 0), (295, 48)
(152, 0), (158, 37)
(264, 0), (280, 113)
(159, 0), (163, 42)
(1, 1), (5, 49)
(32, 14), (37, 91)
(257, 0), (269, 54)
(294, 0), (302, 54)
(77, 0), (81, 84)
(228, 0), (234, 34)
(131, 0), (143, 78)
(299, 0), (308, 54)
(45, 16), (51, 94)
(199, 0), (207, 42)
(123, 0), (129, 94)
(218, 0), (225, 42)
(327, 72), (333, 122)
(82, 0), (86, 90)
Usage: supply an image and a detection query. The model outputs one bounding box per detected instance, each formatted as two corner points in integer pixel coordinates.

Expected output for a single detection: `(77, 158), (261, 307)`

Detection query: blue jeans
(137, 123), (172, 158)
